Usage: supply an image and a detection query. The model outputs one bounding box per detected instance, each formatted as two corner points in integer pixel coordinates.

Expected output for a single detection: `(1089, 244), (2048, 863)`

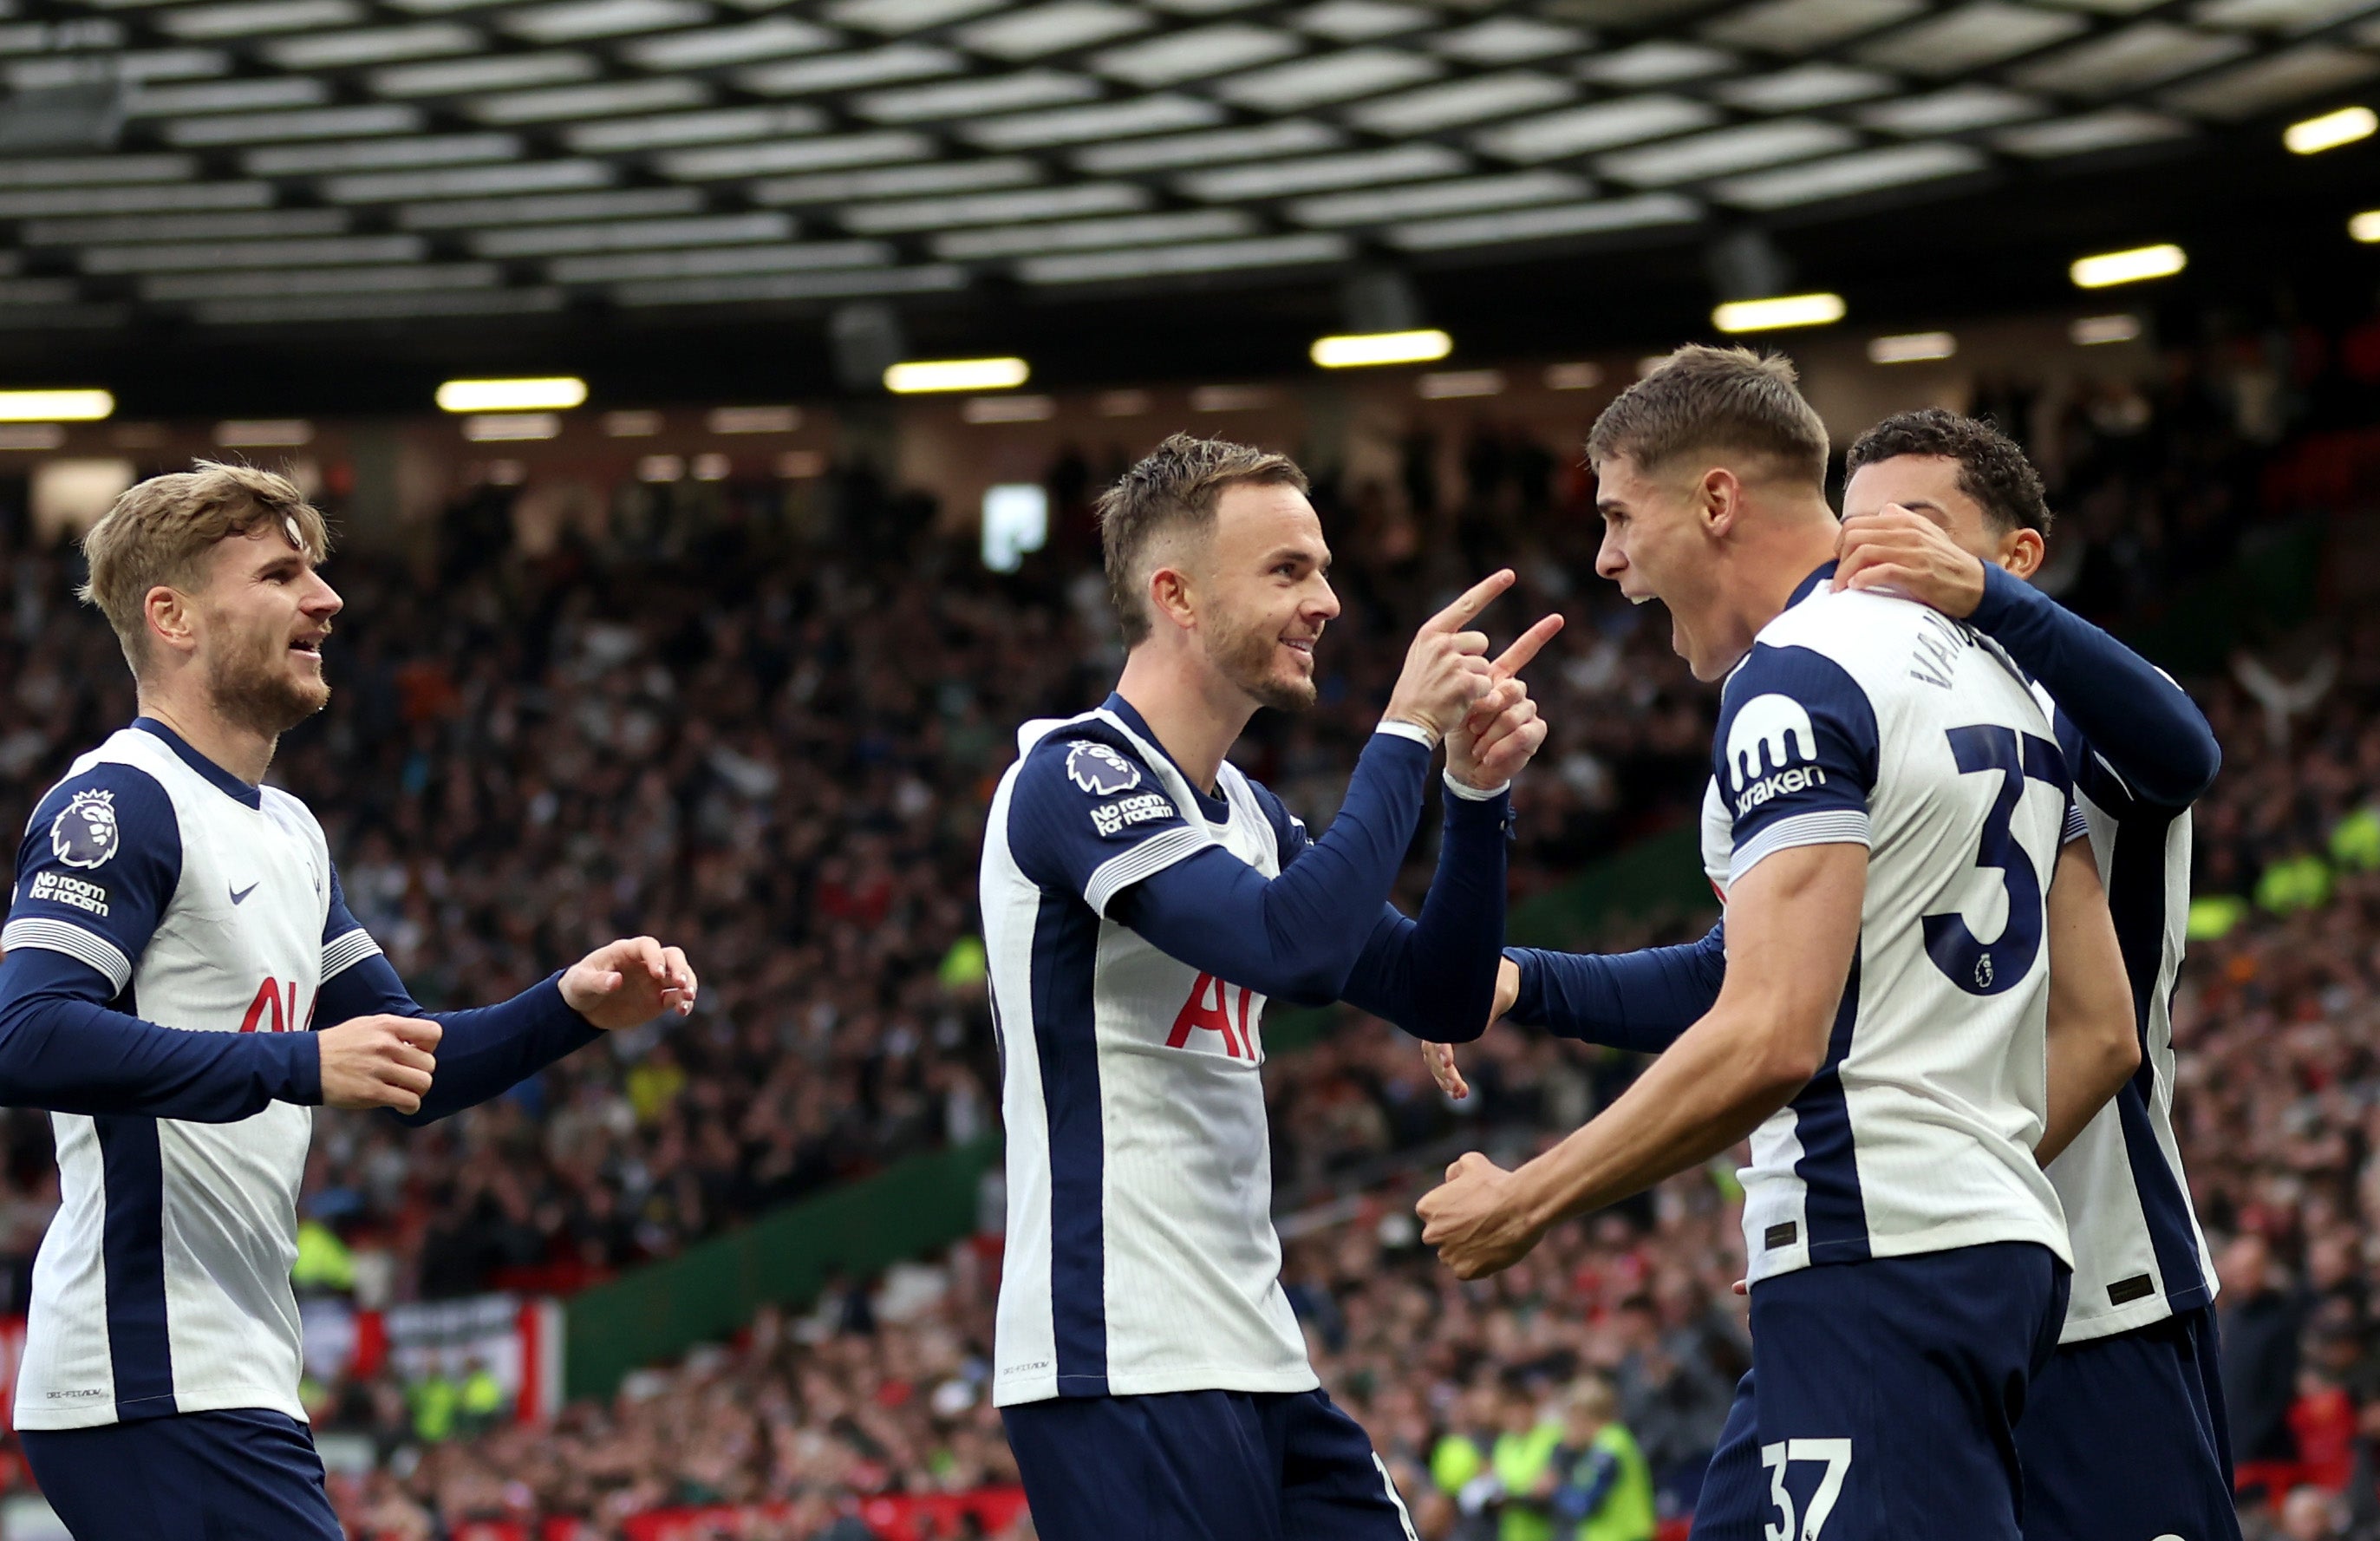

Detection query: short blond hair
(79, 460), (330, 672)
(1096, 432), (1308, 648)
(1586, 344), (1829, 489)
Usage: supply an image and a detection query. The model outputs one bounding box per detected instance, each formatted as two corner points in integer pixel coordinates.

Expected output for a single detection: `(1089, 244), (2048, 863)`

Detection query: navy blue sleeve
(1093, 732), (1436, 1007)
(1714, 643), (1879, 888)
(0, 765), (319, 1118)
(1552, 1449), (1621, 1521)
(1336, 783), (1511, 1042)
(1969, 564), (2219, 810)
(0, 948), (320, 1118)
(1505, 923), (1728, 1054)
(314, 864), (599, 1126)
(1008, 728), (1209, 918)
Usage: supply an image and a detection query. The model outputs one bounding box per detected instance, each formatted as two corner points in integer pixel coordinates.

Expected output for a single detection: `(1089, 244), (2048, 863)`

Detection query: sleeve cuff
(2063, 803), (2091, 846)
(1970, 562), (2034, 630)
(1729, 809), (1872, 886)
(1444, 769), (1510, 801)
(1375, 720), (1437, 750)
(0, 917), (132, 995)
(1084, 825), (1213, 918)
(275, 1032), (323, 1106)
(1503, 947), (1545, 1027)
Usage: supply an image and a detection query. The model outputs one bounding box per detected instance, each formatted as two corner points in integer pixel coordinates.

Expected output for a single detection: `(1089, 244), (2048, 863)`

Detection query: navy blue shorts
(22, 1407), (342, 1541)
(1690, 1242), (2068, 1541)
(2017, 1305), (2240, 1541)
(1001, 1387), (1418, 1541)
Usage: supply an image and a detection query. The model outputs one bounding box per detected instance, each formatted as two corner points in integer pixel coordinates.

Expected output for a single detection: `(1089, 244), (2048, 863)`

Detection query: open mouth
(290, 635), (326, 660)
(1281, 637), (1317, 664)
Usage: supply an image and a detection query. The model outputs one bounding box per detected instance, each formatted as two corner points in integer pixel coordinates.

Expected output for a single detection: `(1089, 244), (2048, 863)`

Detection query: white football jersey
(2038, 690), (2215, 1343)
(983, 695), (1317, 1406)
(1711, 572), (2075, 1287)
(2, 722), (355, 1429)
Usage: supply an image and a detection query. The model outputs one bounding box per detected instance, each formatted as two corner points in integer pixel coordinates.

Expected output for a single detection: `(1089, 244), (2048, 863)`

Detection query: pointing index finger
(1490, 612), (1565, 679)
(1424, 570), (1516, 635)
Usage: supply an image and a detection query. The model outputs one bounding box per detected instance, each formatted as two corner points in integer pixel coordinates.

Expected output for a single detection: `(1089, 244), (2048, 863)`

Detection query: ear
(1999, 528), (2046, 582)
(1146, 563), (1198, 636)
(1699, 467), (1744, 536)
(143, 584), (199, 660)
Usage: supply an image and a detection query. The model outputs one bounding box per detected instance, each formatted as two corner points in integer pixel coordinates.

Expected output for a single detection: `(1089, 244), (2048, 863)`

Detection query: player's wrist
(1377, 715), (1440, 749)
(1444, 767), (1510, 800)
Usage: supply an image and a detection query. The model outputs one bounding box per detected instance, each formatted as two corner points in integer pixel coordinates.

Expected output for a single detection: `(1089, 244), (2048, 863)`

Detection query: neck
(137, 680), (275, 787)
(1711, 493), (1842, 672)
(1112, 643), (1255, 795)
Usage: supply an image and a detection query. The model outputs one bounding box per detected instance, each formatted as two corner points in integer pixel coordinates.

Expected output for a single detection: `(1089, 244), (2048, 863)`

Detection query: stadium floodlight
(436, 376), (587, 412)
(1311, 329), (1454, 368)
(884, 357), (1030, 393)
(2070, 243), (2185, 288)
(1712, 293), (1846, 333)
(1868, 330), (1957, 363)
(2353, 210), (2380, 244)
(2284, 105), (2375, 155)
(0, 389), (114, 422)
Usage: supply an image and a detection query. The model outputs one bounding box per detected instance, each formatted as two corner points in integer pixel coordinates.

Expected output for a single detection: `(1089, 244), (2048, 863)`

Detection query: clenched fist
(317, 1015), (440, 1114)
(563, 936), (699, 1030)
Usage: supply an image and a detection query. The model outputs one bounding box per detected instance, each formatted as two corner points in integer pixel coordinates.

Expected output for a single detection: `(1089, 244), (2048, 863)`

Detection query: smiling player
(0, 462), (698, 1538)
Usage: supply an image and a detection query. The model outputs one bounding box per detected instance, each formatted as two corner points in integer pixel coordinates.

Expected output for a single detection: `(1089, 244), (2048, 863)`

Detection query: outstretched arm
(1503, 925), (1728, 1054)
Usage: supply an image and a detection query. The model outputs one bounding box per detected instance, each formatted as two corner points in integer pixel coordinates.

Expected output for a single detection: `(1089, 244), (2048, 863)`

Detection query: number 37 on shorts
(1763, 1439), (1853, 1541)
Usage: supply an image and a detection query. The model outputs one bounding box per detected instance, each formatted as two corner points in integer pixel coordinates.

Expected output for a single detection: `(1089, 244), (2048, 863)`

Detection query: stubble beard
(1210, 612), (1317, 715)
(206, 630), (330, 741)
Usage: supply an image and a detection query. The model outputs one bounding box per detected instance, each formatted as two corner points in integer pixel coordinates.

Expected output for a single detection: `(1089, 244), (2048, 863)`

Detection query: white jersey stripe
(1, 917), (133, 994)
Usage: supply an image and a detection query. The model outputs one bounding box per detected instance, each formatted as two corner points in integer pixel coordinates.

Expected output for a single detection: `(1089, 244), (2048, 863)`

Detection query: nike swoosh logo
(230, 883), (258, 904)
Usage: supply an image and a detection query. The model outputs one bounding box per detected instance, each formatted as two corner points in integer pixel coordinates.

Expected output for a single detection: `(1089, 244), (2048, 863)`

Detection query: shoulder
(22, 755), (179, 874)
(1014, 720), (1164, 803)
(1225, 764), (1307, 857)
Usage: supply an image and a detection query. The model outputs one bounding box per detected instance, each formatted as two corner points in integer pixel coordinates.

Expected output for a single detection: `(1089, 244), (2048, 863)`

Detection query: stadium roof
(0, 0), (2375, 409)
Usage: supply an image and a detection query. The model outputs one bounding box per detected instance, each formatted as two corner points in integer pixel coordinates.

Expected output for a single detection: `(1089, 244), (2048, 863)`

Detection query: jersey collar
(133, 717), (264, 809)
(1789, 561), (1839, 607)
(1103, 694), (1231, 824)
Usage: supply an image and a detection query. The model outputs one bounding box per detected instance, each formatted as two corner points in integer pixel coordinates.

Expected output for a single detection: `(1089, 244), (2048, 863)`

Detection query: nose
(308, 573), (343, 618)
(1307, 573), (1341, 624)
(1594, 528), (1626, 581)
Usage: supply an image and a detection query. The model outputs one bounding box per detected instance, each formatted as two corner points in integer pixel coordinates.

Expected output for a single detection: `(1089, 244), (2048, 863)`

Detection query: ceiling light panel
(500, 0), (711, 43)
(1146, 0), (1271, 12)
(1094, 24), (1300, 86)
(0, 154), (193, 186)
(1216, 47), (1443, 109)
(1431, 16), (1589, 61)
(1384, 191), (1699, 249)
(1717, 64), (1899, 110)
(958, 2), (1151, 58)
(856, 69), (1100, 122)
(1295, 2), (1431, 41)
(468, 78), (710, 123)
(196, 290), (564, 325)
(1710, 140), (1984, 206)
(1599, 119), (1859, 184)
(142, 263), (500, 300)
(1288, 167), (1589, 225)
(1992, 107), (2189, 151)
(1578, 42), (1737, 85)
(25, 208), (349, 244)
(610, 265), (965, 307)
(2012, 23), (2251, 95)
(324, 160), (616, 202)
(2194, 0), (2379, 29)
(1474, 95), (1721, 160)
(564, 106), (826, 152)
(125, 78), (326, 115)
(401, 186), (703, 227)
(82, 234), (427, 272)
(1074, 118), (1343, 172)
(622, 16), (837, 69)
(245, 133), (518, 175)
(265, 23), (479, 67)
(840, 181), (1151, 232)
(11, 49), (227, 89)
(1179, 142), (1465, 199)
(933, 208), (1255, 258)
(1018, 233), (1349, 284)
(472, 212), (792, 256)
(1858, 82), (2045, 131)
(1704, 0), (1926, 50)
(155, 0), (362, 39)
(2162, 42), (2378, 114)
(659, 130), (931, 179)
(0, 183), (273, 218)
(752, 158), (1040, 204)
(165, 105), (421, 144)
(739, 44), (962, 95)
(962, 94), (1223, 148)
(551, 241), (890, 282)
(827, 0), (1002, 29)
(372, 53), (597, 96)
(1344, 71), (1576, 134)
(1856, 3), (2086, 73)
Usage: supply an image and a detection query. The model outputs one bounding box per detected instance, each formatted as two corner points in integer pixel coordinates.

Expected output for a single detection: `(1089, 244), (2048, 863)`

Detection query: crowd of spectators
(3, 308), (2380, 1536)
